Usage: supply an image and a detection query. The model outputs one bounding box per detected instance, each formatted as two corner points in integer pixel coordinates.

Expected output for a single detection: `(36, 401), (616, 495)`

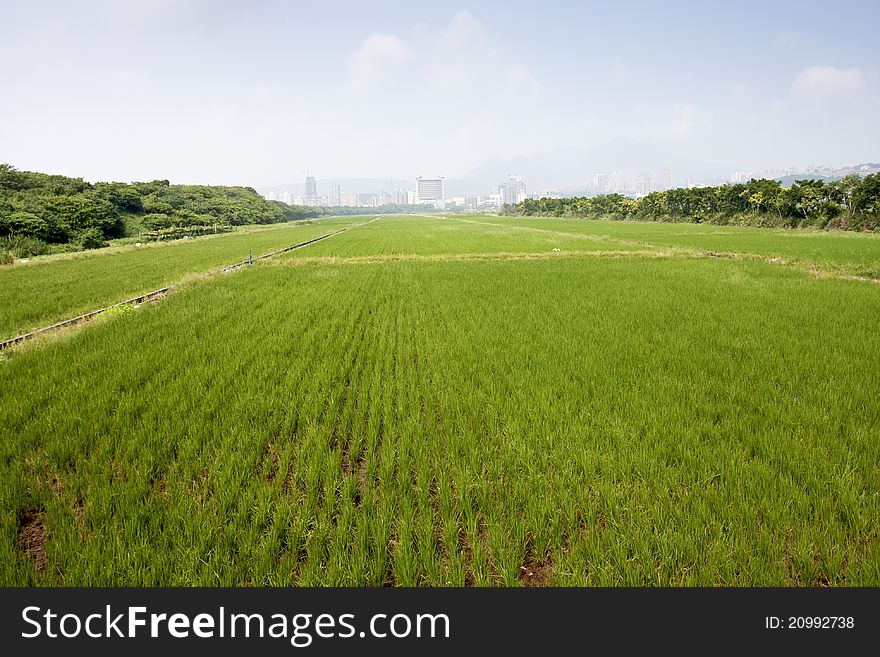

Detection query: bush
(0, 234), (52, 258)
(2, 211), (50, 239)
(142, 213), (174, 230)
(78, 227), (108, 250)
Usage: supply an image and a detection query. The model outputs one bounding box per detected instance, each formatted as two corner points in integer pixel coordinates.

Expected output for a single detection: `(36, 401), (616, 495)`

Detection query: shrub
(0, 234), (52, 258)
(2, 211), (50, 239)
(78, 227), (108, 250)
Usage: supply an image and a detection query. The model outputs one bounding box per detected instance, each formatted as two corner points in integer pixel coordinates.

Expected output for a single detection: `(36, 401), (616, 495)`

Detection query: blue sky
(1, 0), (878, 186)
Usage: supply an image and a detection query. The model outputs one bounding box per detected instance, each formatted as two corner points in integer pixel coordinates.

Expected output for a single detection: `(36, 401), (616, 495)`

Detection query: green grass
(0, 216), (365, 340)
(279, 214), (648, 260)
(2, 216), (878, 585)
(487, 215), (880, 278)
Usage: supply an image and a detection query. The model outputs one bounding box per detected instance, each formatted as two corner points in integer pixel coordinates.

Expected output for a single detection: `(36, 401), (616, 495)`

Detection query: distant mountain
(774, 174), (837, 187)
(447, 139), (736, 196)
(259, 140), (739, 198)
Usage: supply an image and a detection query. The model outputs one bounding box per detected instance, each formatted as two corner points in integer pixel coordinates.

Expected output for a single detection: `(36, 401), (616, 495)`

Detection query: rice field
(0, 216), (364, 340)
(280, 214), (649, 260)
(490, 215), (880, 279)
(2, 214), (879, 586)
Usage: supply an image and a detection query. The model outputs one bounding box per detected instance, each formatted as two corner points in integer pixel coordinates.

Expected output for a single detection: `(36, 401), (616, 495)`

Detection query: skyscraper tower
(328, 183), (341, 207)
(304, 171), (318, 206)
(503, 175), (526, 204)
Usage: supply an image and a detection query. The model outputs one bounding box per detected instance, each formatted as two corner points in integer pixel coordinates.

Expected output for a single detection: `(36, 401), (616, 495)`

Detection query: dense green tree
(45, 193), (121, 239)
(94, 182), (143, 212)
(0, 163), (322, 256)
(514, 173), (879, 232)
(852, 173), (880, 214)
(78, 227), (108, 249)
(0, 211), (50, 239)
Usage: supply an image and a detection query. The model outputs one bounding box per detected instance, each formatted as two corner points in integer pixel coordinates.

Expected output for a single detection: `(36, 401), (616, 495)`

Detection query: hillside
(0, 164), (320, 259)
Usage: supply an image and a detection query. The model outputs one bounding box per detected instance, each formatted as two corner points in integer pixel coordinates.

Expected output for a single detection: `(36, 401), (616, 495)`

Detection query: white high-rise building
(502, 175), (526, 205)
(730, 171), (755, 184)
(328, 183), (341, 207)
(416, 177), (445, 204)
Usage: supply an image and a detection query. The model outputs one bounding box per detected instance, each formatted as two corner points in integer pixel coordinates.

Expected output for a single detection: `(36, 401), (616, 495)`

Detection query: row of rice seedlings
(279, 214), (647, 261)
(488, 214), (880, 278)
(2, 253), (878, 585)
(0, 215), (367, 339)
(422, 256), (876, 584)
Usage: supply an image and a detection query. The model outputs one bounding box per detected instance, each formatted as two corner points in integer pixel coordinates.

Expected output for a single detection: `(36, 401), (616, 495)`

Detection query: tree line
(511, 175), (880, 231)
(0, 164), (324, 260)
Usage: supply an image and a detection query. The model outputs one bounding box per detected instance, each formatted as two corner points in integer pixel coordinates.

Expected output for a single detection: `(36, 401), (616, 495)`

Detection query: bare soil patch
(519, 537), (553, 587)
(18, 509), (47, 572)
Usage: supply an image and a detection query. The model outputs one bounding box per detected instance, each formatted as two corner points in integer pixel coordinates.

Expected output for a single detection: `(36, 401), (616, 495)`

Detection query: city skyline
(2, 1), (878, 188)
(259, 156), (880, 211)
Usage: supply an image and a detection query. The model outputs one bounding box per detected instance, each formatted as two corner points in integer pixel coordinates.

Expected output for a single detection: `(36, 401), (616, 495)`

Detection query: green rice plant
(0, 216), (366, 339)
(486, 215), (880, 278)
(2, 239), (878, 586)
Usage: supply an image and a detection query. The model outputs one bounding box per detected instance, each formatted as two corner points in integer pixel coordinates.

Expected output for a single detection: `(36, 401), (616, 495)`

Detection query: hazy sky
(2, 0), (878, 186)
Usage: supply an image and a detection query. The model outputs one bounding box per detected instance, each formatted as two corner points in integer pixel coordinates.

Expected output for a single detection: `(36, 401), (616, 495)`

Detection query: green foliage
(145, 225), (234, 241)
(103, 303), (138, 318)
(45, 193), (121, 239)
(141, 213), (174, 230)
(94, 182), (143, 212)
(516, 174), (880, 231)
(0, 163), (327, 254)
(852, 173), (880, 215)
(0, 234), (53, 258)
(77, 227), (108, 250)
(2, 211), (49, 239)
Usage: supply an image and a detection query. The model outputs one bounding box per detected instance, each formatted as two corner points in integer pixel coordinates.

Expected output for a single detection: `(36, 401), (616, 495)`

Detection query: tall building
(328, 183), (341, 207)
(358, 193), (379, 207)
(392, 189), (413, 205)
(502, 175), (526, 205)
(304, 174), (318, 206)
(280, 191), (292, 205)
(594, 172), (608, 194)
(660, 168), (672, 190)
(339, 191), (358, 207)
(416, 177), (445, 204)
(730, 171), (755, 184)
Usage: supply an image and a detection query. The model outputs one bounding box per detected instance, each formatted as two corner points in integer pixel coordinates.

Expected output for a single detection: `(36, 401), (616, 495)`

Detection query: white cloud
(345, 33), (411, 90)
(791, 65), (867, 95)
(343, 10), (541, 98)
(326, 10), (550, 174)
